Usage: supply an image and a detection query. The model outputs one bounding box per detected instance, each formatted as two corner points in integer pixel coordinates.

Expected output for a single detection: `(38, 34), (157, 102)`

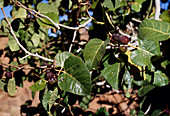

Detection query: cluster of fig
(111, 34), (130, 53)
(43, 62), (57, 85)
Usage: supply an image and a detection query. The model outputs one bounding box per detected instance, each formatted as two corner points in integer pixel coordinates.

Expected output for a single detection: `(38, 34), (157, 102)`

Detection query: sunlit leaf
(83, 38), (110, 70)
(101, 61), (121, 90)
(0, 79), (6, 91)
(58, 56), (91, 95)
(31, 33), (40, 47)
(29, 79), (47, 92)
(10, 61), (18, 71)
(131, 40), (161, 70)
(49, 88), (58, 110)
(8, 35), (20, 51)
(42, 91), (51, 111)
(37, 3), (59, 14)
(153, 70), (169, 87)
(37, 12), (59, 29)
(14, 7), (27, 19)
(54, 52), (73, 67)
(138, 19), (170, 42)
(7, 78), (16, 96)
(103, 0), (127, 12)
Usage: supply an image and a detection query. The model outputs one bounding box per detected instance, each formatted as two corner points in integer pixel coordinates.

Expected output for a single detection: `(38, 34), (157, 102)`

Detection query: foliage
(0, 0), (169, 115)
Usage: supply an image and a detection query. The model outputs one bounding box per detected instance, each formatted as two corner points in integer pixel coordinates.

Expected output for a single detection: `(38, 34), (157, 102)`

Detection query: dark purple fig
(111, 34), (120, 42)
(46, 72), (55, 79)
(119, 36), (129, 44)
(5, 72), (12, 79)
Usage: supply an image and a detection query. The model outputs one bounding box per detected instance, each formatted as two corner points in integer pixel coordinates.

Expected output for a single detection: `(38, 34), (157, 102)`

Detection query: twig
(154, 0), (160, 20)
(13, 1), (60, 29)
(132, 18), (142, 23)
(117, 27), (131, 38)
(1, 7), (54, 62)
(69, 30), (77, 52)
(144, 103), (152, 115)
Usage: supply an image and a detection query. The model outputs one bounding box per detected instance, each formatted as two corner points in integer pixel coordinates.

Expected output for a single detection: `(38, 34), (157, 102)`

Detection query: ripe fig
(119, 36), (129, 44)
(5, 72), (12, 79)
(111, 34), (120, 42)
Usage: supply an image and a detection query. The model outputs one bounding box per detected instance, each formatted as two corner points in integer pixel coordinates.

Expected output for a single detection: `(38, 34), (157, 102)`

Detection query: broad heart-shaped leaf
(8, 35), (20, 52)
(83, 38), (110, 70)
(7, 78), (16, 96)
(42, 91), (51, 111)
(58, 56), (91, 95)
(54, 52), (73, 67)
(37, 12), (59, 29)
(37, 3), (59, 14)
(103, 0), (127, 12)
(49, 88), (58, 111)
(29, 79), (47, 92)
(131, 2), (141, 12)
(131, 40), (161, 70)
(138, 19), (170, 42)
(14, 7), (27, 19)
(101, 61), (121, 90)
(153, 70), (169, 87)
(138, 84), (155, 97)
(31, 33), (40, 47)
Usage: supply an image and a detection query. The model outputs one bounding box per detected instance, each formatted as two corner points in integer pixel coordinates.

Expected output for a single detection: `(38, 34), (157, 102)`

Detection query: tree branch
(154, 0), (160, 20)
(1, 7), (54, 62)
(13, 1), (60, 29)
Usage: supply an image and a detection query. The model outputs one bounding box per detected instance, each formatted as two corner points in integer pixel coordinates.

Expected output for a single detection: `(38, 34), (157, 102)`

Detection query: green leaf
(131, 2), (141, 12)
(8, 35), (20, 51)
(37, 12), (59, 29)
(49, 88), (58, 111)
(153, 70), (169, 87)
(58, 56), (91, 95)
(31, 33), (40, 47)
(42, 91), (51, 111)
(103, 0), (127, 12)
(0, 18), (12, 33)
(29, 79), (47, 92)
(37, 3), (59, 14)
(0, 79), (6, 91)
(160, 10), (170, 23)
(54, 52), (73, 67)
(10, 61), (18, 71)
(0, 0), (4, 8)
(7, 78), (16, 96)
(14, 7), (27, 19)
(83, 38), (110, 70)
(138, 84), (155, 97)
(151, 109), (161, 116)
(101, 62), (121, 90)
(131, 40), (161, 70)
(131, 0), (146, 12)
(138, 19), (170, 42)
